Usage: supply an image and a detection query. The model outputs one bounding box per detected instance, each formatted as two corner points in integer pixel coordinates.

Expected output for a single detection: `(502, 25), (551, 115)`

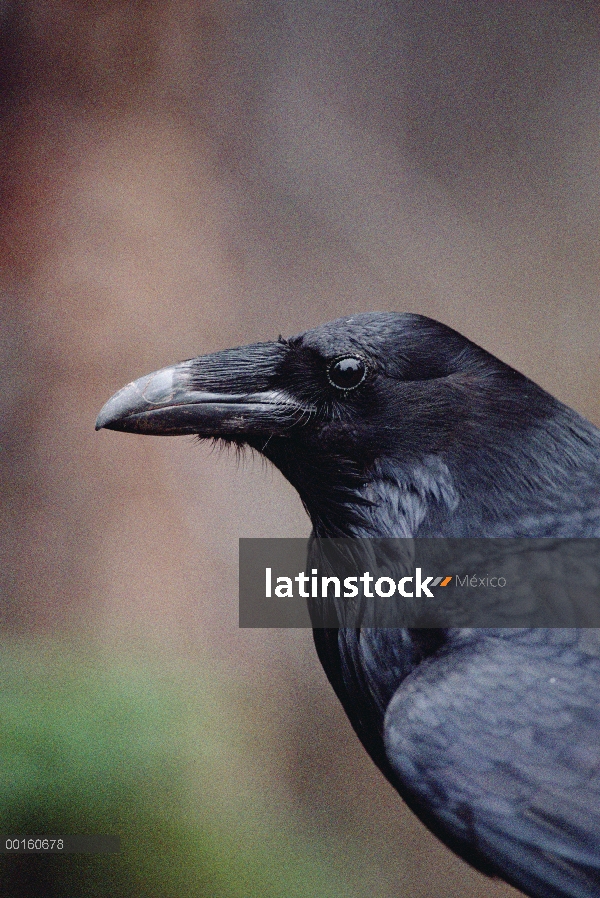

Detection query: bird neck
(305, 456), (458, 538)
(263, 391), (600, 539)
(308, 408), (600, 539)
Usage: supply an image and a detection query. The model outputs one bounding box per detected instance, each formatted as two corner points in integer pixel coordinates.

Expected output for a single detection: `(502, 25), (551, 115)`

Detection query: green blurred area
(0, 640), (350, 898)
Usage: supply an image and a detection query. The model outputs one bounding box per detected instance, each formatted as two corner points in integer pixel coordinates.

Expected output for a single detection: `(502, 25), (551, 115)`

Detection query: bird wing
(384, 631), (600, 898)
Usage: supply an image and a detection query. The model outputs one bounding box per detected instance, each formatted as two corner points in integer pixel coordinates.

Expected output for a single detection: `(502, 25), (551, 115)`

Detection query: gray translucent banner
(0, 835), (121, 853)
(239, 538), (600, 627)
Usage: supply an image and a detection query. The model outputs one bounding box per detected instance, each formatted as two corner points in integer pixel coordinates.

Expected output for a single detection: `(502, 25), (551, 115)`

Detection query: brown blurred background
(2, 2), (600, 896)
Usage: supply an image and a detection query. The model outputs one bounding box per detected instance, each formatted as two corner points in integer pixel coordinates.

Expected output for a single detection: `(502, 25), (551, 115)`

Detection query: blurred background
(1, 1), (599, 895)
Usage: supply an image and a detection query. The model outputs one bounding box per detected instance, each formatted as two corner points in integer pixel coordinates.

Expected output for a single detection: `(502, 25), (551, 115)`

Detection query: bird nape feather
(97, 312), (600, 898)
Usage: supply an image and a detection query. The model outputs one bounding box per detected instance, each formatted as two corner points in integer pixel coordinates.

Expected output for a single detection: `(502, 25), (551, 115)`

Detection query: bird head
(96, 312), (592, 536)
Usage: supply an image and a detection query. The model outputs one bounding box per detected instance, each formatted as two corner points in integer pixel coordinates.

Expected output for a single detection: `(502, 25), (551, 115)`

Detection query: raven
(96, 312), (600, 898)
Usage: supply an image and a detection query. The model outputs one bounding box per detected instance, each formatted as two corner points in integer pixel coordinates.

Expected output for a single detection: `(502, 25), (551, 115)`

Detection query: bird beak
(95, 342), (300, 437)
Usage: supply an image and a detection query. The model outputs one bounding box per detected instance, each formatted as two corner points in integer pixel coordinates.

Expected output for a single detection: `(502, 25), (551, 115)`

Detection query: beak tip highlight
(95, 380), (145, 433)
(94, 407), (114, 431)
(94, 401), (125, 432)
(94, 364), (192, 434)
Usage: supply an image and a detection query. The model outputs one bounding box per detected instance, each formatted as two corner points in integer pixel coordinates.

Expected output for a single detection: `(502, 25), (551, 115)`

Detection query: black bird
(96, 312), (600, 898)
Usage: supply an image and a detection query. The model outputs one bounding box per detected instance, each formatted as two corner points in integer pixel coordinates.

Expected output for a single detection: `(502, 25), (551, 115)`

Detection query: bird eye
(327, 356), (367, 391)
